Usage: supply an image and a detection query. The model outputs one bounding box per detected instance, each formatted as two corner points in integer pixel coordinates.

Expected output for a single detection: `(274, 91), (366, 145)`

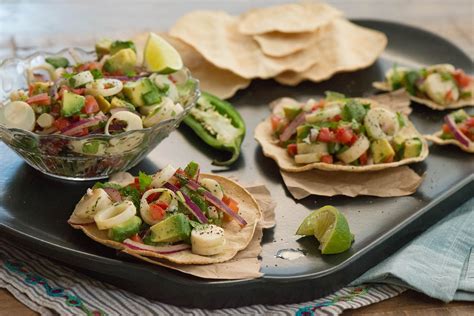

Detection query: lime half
(296, 205), (353, 255)
(143, 32), (183, 73)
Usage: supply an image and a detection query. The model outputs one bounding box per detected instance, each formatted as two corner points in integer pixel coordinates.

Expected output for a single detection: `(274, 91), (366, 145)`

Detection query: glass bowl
(0, 48), (200, 180)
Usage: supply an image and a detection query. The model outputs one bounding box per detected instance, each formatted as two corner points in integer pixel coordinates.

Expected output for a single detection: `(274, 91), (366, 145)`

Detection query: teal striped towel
(352, 197), (474, 302)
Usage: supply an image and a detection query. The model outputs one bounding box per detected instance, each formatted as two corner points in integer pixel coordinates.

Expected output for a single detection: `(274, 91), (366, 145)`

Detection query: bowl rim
(0, 47), (201, 141)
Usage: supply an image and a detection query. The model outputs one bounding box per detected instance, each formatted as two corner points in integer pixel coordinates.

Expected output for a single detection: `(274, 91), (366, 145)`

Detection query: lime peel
(296, 205), (353, 255)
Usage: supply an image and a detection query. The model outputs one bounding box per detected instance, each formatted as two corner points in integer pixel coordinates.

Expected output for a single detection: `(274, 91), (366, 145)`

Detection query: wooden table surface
(0, 0), (473, 315)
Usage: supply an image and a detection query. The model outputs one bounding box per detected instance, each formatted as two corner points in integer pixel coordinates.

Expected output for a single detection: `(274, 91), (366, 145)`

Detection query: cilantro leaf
(138, 171), (153, 191)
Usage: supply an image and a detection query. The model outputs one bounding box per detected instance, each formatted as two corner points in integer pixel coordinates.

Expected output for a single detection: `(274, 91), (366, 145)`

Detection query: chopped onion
(123, 239), (190, 254)
(163, 182), (208, 224)
(337, 134), (370, 163)
(179, 176), (247, 227)
(279, 112), (306, 142)
(445, 115), (471, 147)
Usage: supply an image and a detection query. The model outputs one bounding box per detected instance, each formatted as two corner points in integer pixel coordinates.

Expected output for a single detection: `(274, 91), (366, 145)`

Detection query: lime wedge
(143, 32), (183, 73)
(296, 205), (353, 255)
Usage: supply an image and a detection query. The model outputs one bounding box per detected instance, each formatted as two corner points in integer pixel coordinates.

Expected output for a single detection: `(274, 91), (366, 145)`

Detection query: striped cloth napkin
(0, 238), (403, 315)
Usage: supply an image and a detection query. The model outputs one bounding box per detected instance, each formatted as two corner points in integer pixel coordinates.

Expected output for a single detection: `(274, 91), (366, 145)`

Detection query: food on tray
(69, 161), (261, 264)
(296, 205), (353, 255)
(183, 92), (245, 166)
(373, 64), (473, 110)
(424, 109), (474, 153)
(0, 33), (190, 136)
(166, 2), (386, 95)
(255, 92), (428, 172)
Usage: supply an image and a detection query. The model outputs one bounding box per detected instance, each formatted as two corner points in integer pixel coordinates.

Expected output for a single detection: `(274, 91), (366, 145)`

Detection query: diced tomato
(465, 118), (474, 128)
(312, 99), (325, 111)
(349, 134), (358, 145)
(155, 201), (169, 210)
(175, 168), (185, 176)
(442, 123), (451, 133)
(335, 127), (354, 144)
(53, 117), (71, 131)
(130, 234), (142, 243)
(28, 84), (34, 97)
(445, 90), (453, 102)
(26, 93), (51, 106)
(82, 95), (100, 114)
(146, 192), (161, 203)
(317, 127), (335, 143)
(223, 195), (239, 222)
(454, 70), (471, 88)
(149, 204), (166, 221)
(331, 114), (342, 122)
(271, 115), (282, 131)
(359, 152), (368, 165)
(76, 62), (101, 72)
(320, 154), (333, 164)
(287, 143), (297, 156)
(75, 128), (89, 137)
(384, 155), (394, 163)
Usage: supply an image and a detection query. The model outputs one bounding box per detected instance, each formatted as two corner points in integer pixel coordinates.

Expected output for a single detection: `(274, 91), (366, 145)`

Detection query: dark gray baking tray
(1, 20), (473, 308)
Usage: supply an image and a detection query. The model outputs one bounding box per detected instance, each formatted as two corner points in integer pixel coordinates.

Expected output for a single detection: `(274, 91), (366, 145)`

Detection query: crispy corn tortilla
(169, 11), (323, 79)
(237, 2), (342, 35)
(69, 174), (262, 265)
(425, 131), (474, 153)
(133, 32), (250, 99)
(373, 80), (474, 110)
(254, 97), (428, 172)
(254, 31), (318, 57)
(275, 19), (387, 86)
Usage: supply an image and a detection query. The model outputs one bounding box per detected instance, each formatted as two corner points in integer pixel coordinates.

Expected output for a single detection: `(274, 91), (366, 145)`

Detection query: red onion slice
(163, 182), (208, 224)
(444, 115), (472, 147)
(178, 176), (247, 227)
(123, 239), (190, 254)
(61, 115), (107, 136)
(279, 112), (306, 142)
(103, 187), (122, 202)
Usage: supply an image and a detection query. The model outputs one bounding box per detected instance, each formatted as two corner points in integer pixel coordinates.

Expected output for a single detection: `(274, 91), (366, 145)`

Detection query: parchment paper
(128, 184), (276, 279)
(281, 167), (424, 199)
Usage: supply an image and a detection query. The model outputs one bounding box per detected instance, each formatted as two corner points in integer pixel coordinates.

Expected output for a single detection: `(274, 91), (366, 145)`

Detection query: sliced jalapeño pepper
(183, 92), (245, 166)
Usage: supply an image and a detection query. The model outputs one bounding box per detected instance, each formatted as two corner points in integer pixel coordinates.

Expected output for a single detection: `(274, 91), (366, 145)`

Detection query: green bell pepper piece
(183, 92), (245, 166)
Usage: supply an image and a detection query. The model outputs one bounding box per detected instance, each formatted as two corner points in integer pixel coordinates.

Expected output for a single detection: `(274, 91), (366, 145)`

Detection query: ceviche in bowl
(0, 33), (200, 180)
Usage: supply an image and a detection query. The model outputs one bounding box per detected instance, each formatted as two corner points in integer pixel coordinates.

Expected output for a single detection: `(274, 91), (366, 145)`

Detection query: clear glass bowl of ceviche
(0, 34), (200, 180)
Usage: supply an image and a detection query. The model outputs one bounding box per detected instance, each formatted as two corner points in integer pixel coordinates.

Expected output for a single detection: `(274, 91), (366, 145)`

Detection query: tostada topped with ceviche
(425, 109), (474, 153)
(68, 161), (261, 264)
(0, 33), (190, 137)
(373, 64), (473, 110)
(255, 91), (428, 172)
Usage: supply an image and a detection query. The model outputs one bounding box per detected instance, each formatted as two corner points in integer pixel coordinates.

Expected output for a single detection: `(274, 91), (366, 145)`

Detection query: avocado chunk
(110, 40), (137, 55)
(370, 139), (395, 163)
(296, 124), (312, 142)
(123, 78), (158, 107)
(110, 97), (136, 110)
(108, 216), (142, 242)
(95, 39), (112, 59)
(45, 57), (69, 69)
(451, 109), (468, 123)
(61, 91), (85, 117)
(150, 213), (191, 243)
(103, 48), (137, 74)
(283, 105), (302, 120)
(403, 138), (423, 159)
(96, 95), (111, 113)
